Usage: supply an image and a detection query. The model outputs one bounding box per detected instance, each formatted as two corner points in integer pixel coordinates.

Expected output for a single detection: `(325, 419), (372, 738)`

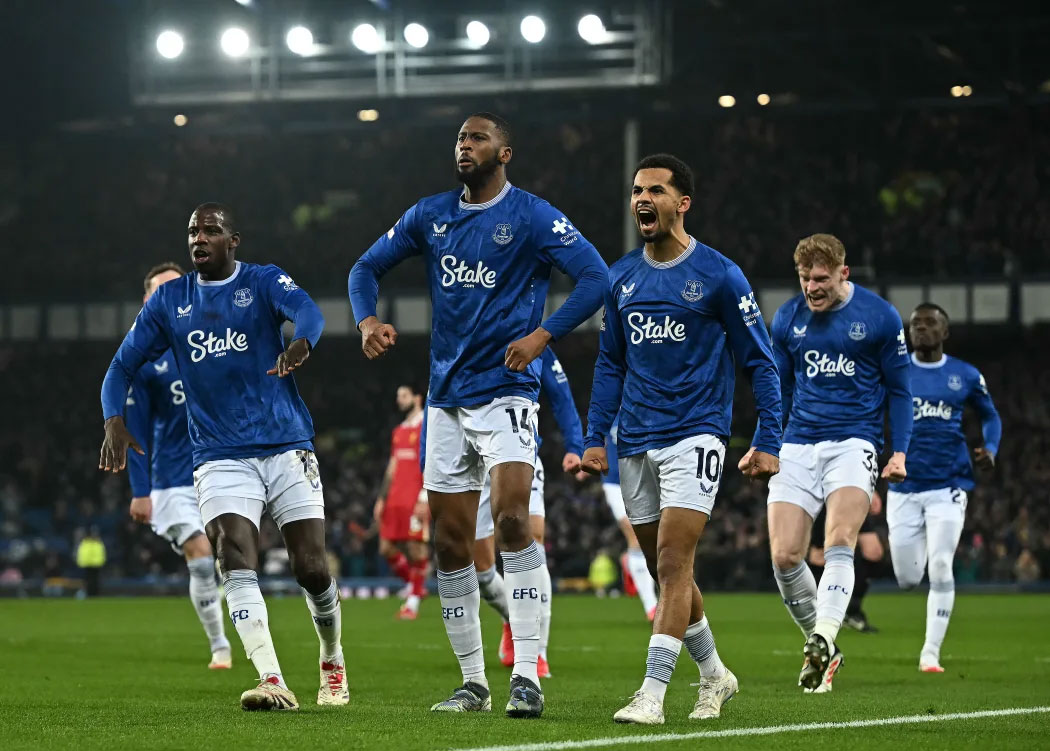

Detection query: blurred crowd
(1, 330), (1047, 592)
(2, 103), (1049, 304)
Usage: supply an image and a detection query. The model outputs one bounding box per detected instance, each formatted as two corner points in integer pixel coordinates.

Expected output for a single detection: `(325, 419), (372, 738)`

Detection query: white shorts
(193, 449), (325, 530)
(618, 434), (726, 525)
(603, 483), (627, 523)
(476, 457), (545, 540)
(767, 438), (878, 519)
(424, 397), (539, 494)
(887, 488), (967, 546)
(150, 486), (206, 549)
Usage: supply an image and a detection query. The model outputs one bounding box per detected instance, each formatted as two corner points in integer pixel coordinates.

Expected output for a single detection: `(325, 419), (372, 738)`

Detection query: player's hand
(562, 452), (582, 473)
(412, 500), (428, 526)
(359, 316), (398, 360)
(130, 496), (152, 523)
(973, 447), (996, 472)
(505, 327), (552, 372)
(268, 337), (310, 377)
(881, 451), (907, 482)
(373, 498), (385, 524)
(740, 448), (780, 480)
(579, 446), (609, 476)
(99, 416), (144, 473)
(870, 490), (883, 515)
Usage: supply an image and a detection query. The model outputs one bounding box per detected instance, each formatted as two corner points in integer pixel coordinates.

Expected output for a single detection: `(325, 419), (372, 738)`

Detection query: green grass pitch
(2, 592), (1048, 750)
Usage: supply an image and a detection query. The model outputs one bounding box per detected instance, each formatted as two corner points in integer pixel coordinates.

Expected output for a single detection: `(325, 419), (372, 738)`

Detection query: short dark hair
(192, 202), (237, 233)
(914, 301), (950, 323)
(634, 153), (695, 198)
(400, 382), (426, 398)
(468, 112), (513, 148)
(143, 262), (185, 293)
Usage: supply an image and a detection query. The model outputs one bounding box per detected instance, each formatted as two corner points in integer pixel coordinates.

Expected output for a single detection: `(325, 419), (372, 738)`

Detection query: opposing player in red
(374, 383), (430, 619)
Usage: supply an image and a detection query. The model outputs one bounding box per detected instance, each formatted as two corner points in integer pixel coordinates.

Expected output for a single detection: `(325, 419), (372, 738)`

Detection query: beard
(638, 223), (671, 244)
(455, 153), (500, 186)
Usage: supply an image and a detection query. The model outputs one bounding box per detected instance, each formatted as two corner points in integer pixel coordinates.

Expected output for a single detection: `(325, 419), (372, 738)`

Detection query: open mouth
(636, 207), (657, 232)
(192, 248), (210, 263)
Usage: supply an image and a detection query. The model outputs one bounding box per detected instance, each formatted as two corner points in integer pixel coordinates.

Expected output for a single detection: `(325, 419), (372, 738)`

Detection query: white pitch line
(452, 705), (1050, 751)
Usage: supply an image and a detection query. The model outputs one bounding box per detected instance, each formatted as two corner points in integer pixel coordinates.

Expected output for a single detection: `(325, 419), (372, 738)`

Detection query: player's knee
(823, 526), (857, 550)
(495, 509), (529, 548)
(771, 548), (804, 571)
(928, 553), (954, 584)
(211, 531), (252, 572)
(895, 571), (923, 589)
(433, 533), (470, 567)
(654, 546), (691, 586)
(292, 554), (331, 595)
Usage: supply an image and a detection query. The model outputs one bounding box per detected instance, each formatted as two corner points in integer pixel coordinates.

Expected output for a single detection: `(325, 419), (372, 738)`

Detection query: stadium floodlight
(403, 23), (429, 49)
(352, 23), (382, 53)
(285, 26), (314, 56)
(757, 93), (771, 106)
(520, 15), (546, 44)
(220, 27), (250, 58)
(577, 14), (607, 44)
(718, 95), (736, 108)
(173, 114), (188, 127)
(156, 30), (184, 60)
(466, 20), (490, 47)
(961, 85), (973, 96)
(357, 109), (379, 122)
(950, 85), (963, 97)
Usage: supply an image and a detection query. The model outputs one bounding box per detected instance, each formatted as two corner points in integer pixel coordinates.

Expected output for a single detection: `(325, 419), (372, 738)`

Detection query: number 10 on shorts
(695, 447), (722, 482)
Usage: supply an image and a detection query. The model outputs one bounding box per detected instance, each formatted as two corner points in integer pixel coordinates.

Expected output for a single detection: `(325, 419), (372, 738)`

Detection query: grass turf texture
(1, 593), (1048, 750)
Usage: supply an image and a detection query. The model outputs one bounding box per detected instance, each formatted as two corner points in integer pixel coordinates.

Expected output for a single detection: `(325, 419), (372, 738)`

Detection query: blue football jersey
(124, 350), (193, 496)
(538, 348), (584, 457)
(585, 237), (783, 457)
(896, 354), (1001, 493)
(763, 283), (912, 453)
(350, 182), (608, 407)
(102, 262), (325, 466)
(605, 417), (621, 485)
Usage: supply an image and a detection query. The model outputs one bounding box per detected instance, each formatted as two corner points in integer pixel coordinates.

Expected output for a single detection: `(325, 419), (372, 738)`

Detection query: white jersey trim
(197, 261), (243, 287)
(911, 353), (947, 369)
(642, 236), (697, 269)
(459, 181), (512, 211)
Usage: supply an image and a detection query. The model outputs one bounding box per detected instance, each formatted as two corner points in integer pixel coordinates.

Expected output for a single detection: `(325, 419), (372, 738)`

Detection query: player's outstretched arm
(358, 316), (399, 360)
(579, 446), (609, 476)
(526, 204), (609, 363)
(719, 265), (783, 475)
(881, 452), (907, 481)
(268, 337), (311, 377)
(349, 204), (424, 358)
(880, 310), (912, 482)
(263, 268), (324, 376)
(100, 416), (144, 473)
(100, 300), (169, 473)
(738, 448), (781, 481)
(583, 282), (628, 459)
(969, 370), (1001, 472)
(538, 349), (586, 466)
(124, 370), (154, 497)
(505, 327), (551, 372)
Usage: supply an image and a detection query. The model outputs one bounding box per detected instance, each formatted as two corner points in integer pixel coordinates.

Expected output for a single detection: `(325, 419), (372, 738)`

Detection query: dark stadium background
(1, 0), (1048, 594)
